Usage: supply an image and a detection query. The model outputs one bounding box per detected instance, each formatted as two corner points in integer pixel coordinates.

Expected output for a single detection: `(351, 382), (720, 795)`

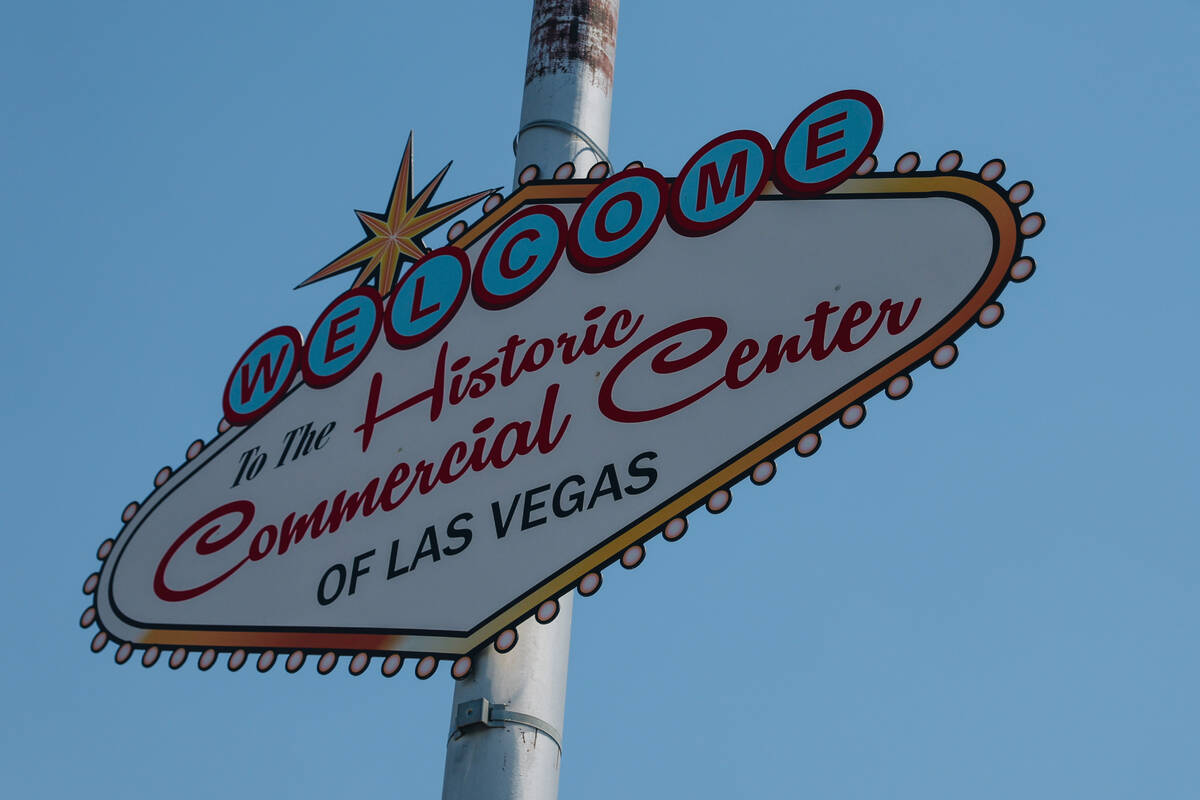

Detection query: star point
(298, 135), (493, 296)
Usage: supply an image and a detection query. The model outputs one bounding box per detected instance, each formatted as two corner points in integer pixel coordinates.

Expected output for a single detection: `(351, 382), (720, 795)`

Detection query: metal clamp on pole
(513, 119), (611, 167)
(452, 698), (563, 753)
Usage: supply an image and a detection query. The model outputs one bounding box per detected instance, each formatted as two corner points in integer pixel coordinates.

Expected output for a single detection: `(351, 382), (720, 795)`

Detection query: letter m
(697, 149), (749, 211)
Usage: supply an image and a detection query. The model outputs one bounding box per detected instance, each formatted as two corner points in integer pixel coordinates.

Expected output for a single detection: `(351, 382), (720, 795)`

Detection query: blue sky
(2, 1), (1197, 797)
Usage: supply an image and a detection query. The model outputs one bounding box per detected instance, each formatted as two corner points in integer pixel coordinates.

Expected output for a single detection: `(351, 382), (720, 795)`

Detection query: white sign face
(82, 91), (1043, 673)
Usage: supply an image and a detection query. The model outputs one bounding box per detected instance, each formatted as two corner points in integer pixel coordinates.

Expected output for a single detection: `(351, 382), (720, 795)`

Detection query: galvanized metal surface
(441, 2), (618, 798)
(442, 594), (574, 800)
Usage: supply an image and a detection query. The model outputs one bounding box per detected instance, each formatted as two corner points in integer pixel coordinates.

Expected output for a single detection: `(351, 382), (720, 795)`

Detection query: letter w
(697, 150), (749, 211)
(239, 346), (290, 404)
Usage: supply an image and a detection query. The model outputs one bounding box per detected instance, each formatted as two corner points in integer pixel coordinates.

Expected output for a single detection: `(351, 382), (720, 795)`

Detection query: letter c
(598, 317), (727, 423)
(154, 500), (256, 602)
(472, 205), (566, 310)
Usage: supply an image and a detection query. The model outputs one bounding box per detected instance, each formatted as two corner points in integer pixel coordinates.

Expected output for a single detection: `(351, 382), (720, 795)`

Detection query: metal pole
(441, 2), (618, 799)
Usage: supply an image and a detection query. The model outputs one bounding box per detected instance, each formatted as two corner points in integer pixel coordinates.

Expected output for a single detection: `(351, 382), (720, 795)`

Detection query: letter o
(568, 167), (668, 273)
(774, 89), (883, 196)
(249, 525), (278, 561)
(317, 563), (347, 606)
(384, 247), (470, 349)
(472, 205), (566, 309)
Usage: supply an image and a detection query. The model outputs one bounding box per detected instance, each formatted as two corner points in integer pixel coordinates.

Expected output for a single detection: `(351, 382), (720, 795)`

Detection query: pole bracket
(513, 119), (610, 167)
(452, 697), (563, 752)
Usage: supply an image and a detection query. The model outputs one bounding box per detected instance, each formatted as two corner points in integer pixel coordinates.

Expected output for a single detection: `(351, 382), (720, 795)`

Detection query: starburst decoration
(298, 134), (495, 296)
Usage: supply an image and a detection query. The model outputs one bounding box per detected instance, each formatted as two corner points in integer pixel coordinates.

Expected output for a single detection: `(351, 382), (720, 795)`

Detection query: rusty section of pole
(525, 0), (618, 92)
(515, 0), (619, 181)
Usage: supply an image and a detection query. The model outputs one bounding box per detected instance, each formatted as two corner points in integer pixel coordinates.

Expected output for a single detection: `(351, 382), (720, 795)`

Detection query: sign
(80, 90), (1044, 677)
